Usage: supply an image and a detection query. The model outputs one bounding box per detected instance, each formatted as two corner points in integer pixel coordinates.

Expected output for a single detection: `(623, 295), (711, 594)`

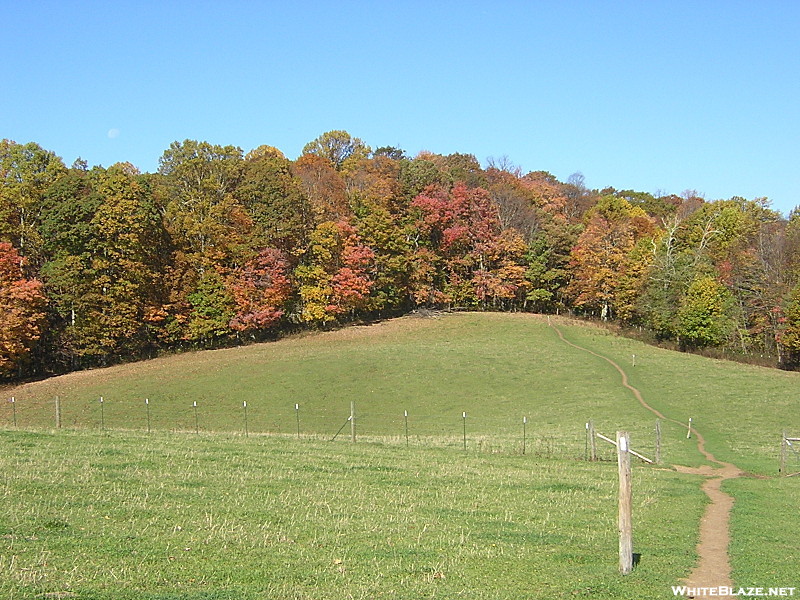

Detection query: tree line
(3, 130), (800, 380)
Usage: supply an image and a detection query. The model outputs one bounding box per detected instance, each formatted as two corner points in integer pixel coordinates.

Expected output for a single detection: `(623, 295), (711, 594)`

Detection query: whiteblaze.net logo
(672, 587), (796, 597)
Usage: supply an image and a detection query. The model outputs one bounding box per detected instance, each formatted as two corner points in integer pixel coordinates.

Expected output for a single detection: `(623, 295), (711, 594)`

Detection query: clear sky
(3, 1), (799, 215)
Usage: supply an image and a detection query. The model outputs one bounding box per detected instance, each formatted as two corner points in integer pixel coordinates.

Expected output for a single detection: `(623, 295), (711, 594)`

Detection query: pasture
(1, 312), (798, 598)
(2, 430), (706, 599)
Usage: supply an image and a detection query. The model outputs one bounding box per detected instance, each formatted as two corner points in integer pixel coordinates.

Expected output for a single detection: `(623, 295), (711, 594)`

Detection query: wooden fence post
(55, 396), (61, 429)
(617, 431), (633, 575)
(655, 419), (662, 464)
(588, 420), (597, 461)
(522, 416), (527, 455)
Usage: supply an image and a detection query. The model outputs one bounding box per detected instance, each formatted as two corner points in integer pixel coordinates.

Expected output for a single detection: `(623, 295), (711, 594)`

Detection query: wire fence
(5, 395), (795, 475)
(2, 395), (668, 463)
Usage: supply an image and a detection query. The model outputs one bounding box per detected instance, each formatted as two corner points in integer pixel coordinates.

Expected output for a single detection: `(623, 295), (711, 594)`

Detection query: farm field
(2, 312), (799, 598)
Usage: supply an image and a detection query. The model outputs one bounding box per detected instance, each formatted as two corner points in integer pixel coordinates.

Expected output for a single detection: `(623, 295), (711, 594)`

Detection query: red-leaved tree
(228, 248), (292, 333)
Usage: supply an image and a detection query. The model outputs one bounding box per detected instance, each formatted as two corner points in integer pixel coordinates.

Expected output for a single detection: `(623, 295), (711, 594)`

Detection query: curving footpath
(549, 319), (744, 599)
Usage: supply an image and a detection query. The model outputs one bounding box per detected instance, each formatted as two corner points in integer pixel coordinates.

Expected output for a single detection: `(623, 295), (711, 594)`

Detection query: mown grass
(2, 312), (799, 595)
(1, 429), (706, 599)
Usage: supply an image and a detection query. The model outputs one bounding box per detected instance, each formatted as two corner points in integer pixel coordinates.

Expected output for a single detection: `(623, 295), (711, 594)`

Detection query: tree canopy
(0, 131), (797, 379)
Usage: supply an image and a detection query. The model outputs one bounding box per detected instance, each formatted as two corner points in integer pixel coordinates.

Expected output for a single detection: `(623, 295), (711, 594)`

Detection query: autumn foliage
(2, 132), (800, 378)
(0, 243), (47, 374)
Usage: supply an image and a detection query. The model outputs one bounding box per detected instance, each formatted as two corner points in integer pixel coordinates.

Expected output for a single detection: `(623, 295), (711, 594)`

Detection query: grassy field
(2, 313), (718, 465)
(2, 312), (799, 597)
(547, 320), (800, 475)
(1, 430), (706, 600)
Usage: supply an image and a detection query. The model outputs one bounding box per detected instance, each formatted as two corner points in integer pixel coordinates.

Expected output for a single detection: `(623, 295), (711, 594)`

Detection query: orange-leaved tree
(567, 195), (656, 321)
(0, 242), (47, 376)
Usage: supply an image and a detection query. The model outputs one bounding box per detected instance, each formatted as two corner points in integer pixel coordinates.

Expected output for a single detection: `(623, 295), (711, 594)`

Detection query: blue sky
(3, 1), (799, 215)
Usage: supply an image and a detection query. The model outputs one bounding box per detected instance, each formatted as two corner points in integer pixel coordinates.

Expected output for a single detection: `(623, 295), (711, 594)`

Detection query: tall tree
(567, 196), (655, 321)
(409, 183), (506, 308)
(158, 140), (246, 266)
(38, 165), (167, 366)
(485, 166), (541, 241)
(346, 155), (413, 313)
(158, 141), (247, 343)
(777, 282), (800, 367)
(0, 140), (66, 264)
(302, 130), (371, 171)
(677, 275), (736, 349)
(184, 269), (236, 346)
(437, 153), (486, 189)
(344, 155), (403, 213)
(292, 154), (350, 223)
(238, 145), (311, 251)
(398, 154), (452, 201)
(473, 229), (529, 309)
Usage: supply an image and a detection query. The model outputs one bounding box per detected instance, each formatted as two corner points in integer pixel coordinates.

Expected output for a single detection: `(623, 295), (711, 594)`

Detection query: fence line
(2, 395), (678, 462)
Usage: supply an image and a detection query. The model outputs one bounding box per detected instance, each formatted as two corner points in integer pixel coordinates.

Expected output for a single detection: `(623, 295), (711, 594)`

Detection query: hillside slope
(4, 312), (798, 474)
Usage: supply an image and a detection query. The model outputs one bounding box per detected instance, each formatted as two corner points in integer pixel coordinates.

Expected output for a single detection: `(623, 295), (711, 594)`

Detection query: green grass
(551, 320), (800, 475)
(725, 476), (800, 590)
(1, 314), (706, 464)
(2, 312), (799, 596)
(1, 429), (706, 599)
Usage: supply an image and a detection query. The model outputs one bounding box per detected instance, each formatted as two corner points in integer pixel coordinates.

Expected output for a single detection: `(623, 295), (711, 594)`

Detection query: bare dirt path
(549, 319), (744, 598)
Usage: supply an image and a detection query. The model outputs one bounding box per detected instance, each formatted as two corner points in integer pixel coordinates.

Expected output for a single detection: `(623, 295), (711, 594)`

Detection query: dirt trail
(549, 319), (743, 598)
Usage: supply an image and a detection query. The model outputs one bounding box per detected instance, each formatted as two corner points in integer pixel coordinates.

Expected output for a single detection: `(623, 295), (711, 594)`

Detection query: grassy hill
(1, 312), (799, 598)
(3, 312), (798, 472)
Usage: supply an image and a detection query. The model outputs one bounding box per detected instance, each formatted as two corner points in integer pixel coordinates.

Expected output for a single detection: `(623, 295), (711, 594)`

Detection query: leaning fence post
(617, 431), (633, 575)
(686, 417), (693, 439)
